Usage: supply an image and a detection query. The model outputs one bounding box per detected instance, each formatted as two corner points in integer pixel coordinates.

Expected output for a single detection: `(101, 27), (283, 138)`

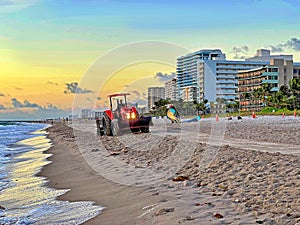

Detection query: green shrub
(260, 107), (277, 113)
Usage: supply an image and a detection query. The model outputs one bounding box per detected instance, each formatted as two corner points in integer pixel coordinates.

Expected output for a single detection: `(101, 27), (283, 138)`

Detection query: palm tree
(216, 97), (226, 104)
(261, 83), (274, 107)
(289, 78), (300, 109)
(280, 85), (290, 96)
(253, 89), (261, 110)
(182, 102), (190, 116)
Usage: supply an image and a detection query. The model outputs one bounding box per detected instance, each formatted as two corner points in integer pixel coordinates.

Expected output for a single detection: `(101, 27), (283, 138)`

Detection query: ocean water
(0, 122), (103, 225)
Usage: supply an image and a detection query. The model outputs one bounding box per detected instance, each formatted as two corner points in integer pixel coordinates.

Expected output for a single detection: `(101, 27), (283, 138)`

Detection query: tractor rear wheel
(96, 119), (104, 136)
(111, 119), (121, 136)
(102, 113), (112, 136)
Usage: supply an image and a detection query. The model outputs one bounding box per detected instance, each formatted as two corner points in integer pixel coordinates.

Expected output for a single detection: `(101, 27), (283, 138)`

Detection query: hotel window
(268, 68), (278, 72)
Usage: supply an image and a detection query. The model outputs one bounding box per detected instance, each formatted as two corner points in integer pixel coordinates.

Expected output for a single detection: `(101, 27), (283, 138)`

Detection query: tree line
(240, 78), (300, 111)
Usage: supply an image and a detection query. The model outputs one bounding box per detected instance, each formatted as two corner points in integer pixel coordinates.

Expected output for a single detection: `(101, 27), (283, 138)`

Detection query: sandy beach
(38, 124), (163, 225)
(40, 116), (300, 224)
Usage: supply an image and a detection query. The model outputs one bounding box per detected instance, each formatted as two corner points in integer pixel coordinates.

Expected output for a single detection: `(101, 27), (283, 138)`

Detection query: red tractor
(97, 93), (152, 136)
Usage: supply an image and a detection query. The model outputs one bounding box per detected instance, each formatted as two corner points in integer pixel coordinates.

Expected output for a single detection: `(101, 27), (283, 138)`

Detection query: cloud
(155, 72), (176, 82)
(231, 45), (249, 59)
(47, 81), (58, 86)
(11, 98), (66, 111)
(269, 38), (300, 53)
(45, 103), (59, 110)
(0, 99), (70, 120)
(0, 93), (5, 97)
(269, 45), (284, 53)
(0, 107), (71, 120)
(11, 98), (24, 108)
(11, 98), (41, 108)
(0, 104), (6, 110)
(283, 37), (300, 51)
(23, 99), (40, 108)
(64, 82), (94, 94)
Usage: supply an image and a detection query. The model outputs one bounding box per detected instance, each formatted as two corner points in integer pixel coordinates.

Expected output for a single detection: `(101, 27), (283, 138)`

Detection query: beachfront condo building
(147, 87), (165, 109)
(237, 66), (279, 111)
(199, 60), (268, 101)
(165, 78), (177, 101)
(176, 49), (267, 102)
(246, 49), (297, 87)
(176, 49), (225, 102)
(237, 56), (300, 111)
(176, 48), (300, 103)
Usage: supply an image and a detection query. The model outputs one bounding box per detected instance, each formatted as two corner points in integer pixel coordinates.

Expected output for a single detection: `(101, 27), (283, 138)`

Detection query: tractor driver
(119, 99), (125, 108)
(116, 99), (125, 118)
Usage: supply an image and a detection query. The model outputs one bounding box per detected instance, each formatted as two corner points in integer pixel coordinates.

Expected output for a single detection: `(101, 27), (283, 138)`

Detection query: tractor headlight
(126, 113), (131, 119)
(131, 112), (136, 119)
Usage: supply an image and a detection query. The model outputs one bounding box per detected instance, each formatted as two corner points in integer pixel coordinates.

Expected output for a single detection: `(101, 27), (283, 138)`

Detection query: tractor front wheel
(130, 127), (139, 133)
(140, 126), (149, 133)
(111, 119), (121, 136)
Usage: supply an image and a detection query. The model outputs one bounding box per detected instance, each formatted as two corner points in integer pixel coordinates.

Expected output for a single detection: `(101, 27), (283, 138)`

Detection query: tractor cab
(108, 93), (138, 120)
(108, 93), (128, 110)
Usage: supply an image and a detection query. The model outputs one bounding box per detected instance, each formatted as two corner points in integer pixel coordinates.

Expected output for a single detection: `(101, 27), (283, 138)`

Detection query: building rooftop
(177, 49), (226, 60)
(246, 48), (293, 62)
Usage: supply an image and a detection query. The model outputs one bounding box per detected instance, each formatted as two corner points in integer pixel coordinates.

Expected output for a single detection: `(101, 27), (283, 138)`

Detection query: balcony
(216, 86), (237, 89)
(216, 80), (237, 84)
(216, 75), (236, 79)
(262, 72), (278, 76)
(216, 90), (236, 94)
(262, 80), (278, 84)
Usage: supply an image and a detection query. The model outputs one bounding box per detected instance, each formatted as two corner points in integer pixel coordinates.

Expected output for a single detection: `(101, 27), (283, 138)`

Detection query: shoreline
(38, 122), (162, 225)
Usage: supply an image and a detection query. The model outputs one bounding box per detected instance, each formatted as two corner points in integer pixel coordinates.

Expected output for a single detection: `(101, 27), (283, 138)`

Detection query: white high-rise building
(147, 87), (165, 109)
(176, 49), (225, 102)
(165, 78), (177, 101)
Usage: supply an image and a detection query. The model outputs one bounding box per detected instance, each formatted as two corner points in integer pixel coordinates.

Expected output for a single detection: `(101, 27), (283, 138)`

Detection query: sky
(1, 0), (300, 119)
